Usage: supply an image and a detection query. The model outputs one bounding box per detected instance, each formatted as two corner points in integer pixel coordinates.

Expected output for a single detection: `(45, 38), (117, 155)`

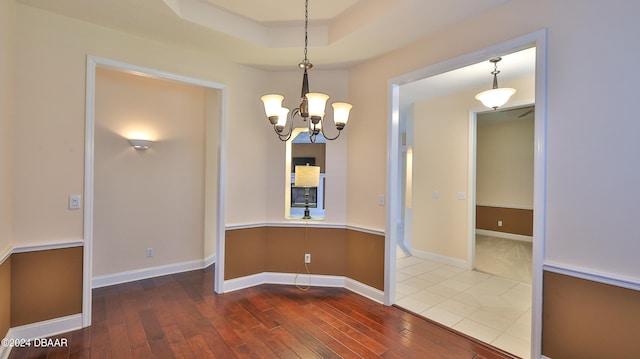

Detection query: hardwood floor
(8, 266), (518, 358)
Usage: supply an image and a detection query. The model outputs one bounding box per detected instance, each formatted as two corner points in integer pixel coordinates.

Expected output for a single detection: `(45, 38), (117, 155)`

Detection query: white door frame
(385, 29), (547, 358)
(83, 55), (228, 327)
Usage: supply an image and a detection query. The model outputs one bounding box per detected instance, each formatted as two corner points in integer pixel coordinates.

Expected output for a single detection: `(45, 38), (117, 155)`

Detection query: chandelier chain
(303, 0), (309, 63)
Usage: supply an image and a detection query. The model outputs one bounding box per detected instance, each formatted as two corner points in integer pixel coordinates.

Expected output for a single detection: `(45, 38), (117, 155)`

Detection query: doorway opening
(473, 104), (535, 284)
(83, 56), (227, 328)
(385, 30), (546, 359)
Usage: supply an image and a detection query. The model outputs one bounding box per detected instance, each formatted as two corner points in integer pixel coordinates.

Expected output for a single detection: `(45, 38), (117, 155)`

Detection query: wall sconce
(294, 165), (320, 219)
(128, 139), (153, 151)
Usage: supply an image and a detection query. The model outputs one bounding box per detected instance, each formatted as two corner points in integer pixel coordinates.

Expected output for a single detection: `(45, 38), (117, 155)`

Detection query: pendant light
(475, 57), (516, 110)
(260, 0), (352, 143)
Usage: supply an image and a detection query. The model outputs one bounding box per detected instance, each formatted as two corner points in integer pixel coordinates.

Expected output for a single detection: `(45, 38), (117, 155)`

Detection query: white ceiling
(17, 0), (513, 70)
(17, 0), (535, 108)
(400, 47), (536, 109)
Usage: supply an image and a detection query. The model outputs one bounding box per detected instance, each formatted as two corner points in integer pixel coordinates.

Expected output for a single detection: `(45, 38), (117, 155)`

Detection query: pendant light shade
(475, 57), (516, 110)
(475, 87), (516, 109)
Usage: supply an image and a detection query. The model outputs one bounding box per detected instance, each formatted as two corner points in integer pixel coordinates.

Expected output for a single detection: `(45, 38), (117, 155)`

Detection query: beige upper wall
(348, 0), (640, 279)
(263, 69), (349, 225)
(410, 76), (534, 260)
(477, 114), (534, 208)
(93, 67), (208, 276)
(8, 0), (640, 281)
(11, 4), (268, 245)
(0, 0), (15, 252)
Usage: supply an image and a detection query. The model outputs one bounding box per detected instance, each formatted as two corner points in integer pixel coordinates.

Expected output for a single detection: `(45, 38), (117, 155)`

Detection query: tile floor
(396, 237), (532, 359)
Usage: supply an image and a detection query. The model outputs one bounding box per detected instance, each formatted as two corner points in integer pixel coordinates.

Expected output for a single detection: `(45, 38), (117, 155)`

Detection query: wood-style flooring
(8, 266), (518, 358)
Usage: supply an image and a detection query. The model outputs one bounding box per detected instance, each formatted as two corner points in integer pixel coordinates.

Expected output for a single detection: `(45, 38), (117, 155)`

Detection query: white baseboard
(411, 248), (470, 270)
(92, 254), (216, 288)
(476, 229), (533, 242)
(223, 272), (384, 303)
(0, 343), (8, 359)
(1, 314), (83, 359)
(204, 253), (216, 268)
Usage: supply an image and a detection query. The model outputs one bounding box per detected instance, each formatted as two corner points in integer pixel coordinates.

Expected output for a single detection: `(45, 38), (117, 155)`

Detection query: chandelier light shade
(276, 107), (290, 130)
(475, 57), (516, 110)
(261, 94), (285, 121)
(260, 0), (352, 143)
(332, 102), (352, 129)
(306, 93), (329, 119)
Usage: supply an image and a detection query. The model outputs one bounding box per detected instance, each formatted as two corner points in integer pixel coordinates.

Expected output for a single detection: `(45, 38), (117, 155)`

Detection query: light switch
(69, 195), (82, 210)
(432, 190), (440, 199)
(457, 192), (466, 200)
(378, 194), (385, 206)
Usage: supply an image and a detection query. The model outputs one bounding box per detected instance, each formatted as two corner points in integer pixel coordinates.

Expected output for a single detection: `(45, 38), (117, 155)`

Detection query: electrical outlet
(147, 248), (153, 257)
(498, 220), (503, 227)
(304, 253), (311, 264)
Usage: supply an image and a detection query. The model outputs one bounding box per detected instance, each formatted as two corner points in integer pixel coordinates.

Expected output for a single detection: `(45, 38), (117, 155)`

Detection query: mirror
(287, 130), (326, 219)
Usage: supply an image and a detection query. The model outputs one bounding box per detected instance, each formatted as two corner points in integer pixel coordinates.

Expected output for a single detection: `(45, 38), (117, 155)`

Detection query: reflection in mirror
(289, 131), (326, 218)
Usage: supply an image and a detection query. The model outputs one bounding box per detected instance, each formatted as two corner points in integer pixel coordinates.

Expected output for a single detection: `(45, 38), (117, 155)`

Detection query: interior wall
(10, 247), (83, 327)
(543, 271), (640, 358)
(1, 0), (15, 340)
(12, 4), (268, 248)
(476, 115), (534, 208)
(0, 0), (15, 254)
(0, 258), (10, 339)
(348, 0), (640, 285)
(409, 76), (534, 261)
(93, 67), (207, 276)
(224, 227), (384, 291)
(264, 70), (348, 226)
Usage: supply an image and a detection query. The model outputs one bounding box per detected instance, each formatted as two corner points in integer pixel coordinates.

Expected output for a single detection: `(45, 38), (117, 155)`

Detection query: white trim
(224, 222), (385, 237)
(0, 341), (8, 359)
(204, 253), (216, 268)
(0, 245), (11, 265)
(85, 55), (228, 325)
(542, 356), (552, 359)
(543, 261), (640, 291)
(344, 277), (385, 304)
(530, 29), (548, 359)
(476, 202), (534, 210)
(386, 29), (548, 359)
(92, 257), (214, 288)
(214, 69), (228, 295)
(223, 272), (385, 303)
(1, 239), (84, 275)
(83, 54), (96, 328)
(475, 229), (533, 243)
(2, 314), (83, 358)
(467, 110), (478, 272)
(385, 81), (401, 306)
(344, 225), (385, 237)
(411, 249), (470, 270)
(11, 240), (83, 253)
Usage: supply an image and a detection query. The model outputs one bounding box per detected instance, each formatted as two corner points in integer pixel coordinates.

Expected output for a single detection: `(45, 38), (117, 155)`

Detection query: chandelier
(475, 57), (516, 110)
(260, 0), (352, 143)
